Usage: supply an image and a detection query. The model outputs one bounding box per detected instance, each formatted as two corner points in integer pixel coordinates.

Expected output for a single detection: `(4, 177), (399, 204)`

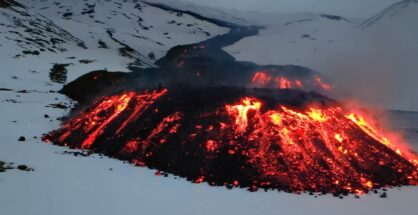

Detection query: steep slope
(356, 0), (418, 52)
(1, 0), (229, 68)
(143, 0), (252, 27)
(0, 1), (85, 57)
(0, 1), (231, 199)
(21, 0), (229, 66)
(360, 0), (418, 29)
(0, 0), (232, 122)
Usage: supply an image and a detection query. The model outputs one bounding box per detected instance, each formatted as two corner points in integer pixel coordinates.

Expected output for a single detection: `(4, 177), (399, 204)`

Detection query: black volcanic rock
(61, 42), (323, 105)
(60, 70), (130, 103)
(0, 0), (22, 8)
(44, 86), (418, 194)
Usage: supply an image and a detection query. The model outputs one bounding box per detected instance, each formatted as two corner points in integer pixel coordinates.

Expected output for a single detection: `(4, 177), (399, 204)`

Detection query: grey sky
(178, 0), (400, 18)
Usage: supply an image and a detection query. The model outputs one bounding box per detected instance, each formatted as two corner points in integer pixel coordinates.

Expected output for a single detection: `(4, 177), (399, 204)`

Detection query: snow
(143, 0), (254, 26)
(0, 92), (417, 215)
(223, 12), (360, 67)
(24, 0), (229, 64)
(1, 0), (418, 215)
(3, 0), (229, 66)
(148, 0), (363, 69)
(222, 0), (418, 111)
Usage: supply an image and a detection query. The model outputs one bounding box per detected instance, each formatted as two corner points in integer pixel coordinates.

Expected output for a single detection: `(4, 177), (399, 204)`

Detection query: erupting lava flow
(42, 34), (417, 195)
(44, 87), (418, 195)
(250, 71), (332, 90)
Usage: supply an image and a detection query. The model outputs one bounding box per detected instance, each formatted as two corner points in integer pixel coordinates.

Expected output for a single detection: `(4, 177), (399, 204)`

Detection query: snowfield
(1, 0), (418, 215)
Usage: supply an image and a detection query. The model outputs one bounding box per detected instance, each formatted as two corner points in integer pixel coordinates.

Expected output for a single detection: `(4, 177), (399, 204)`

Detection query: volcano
(43, 19), (418, 195)
(44, 85), (418, 195)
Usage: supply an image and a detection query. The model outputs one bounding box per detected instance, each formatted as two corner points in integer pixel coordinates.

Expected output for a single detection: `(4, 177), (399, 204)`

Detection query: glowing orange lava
(44, 90), (418, 194)
(250, 71), (333, 91)
(314, 76), (332, 90)
(224, 98), (417, 193)
(225, 97), (261, 133)
(250, 71), (306, 89)
(55, 90), (168, 149)
(251, 72), (271, 86)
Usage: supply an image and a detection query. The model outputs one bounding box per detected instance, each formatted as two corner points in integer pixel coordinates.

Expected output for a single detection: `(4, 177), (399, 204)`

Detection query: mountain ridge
(360, 0), (418, 28)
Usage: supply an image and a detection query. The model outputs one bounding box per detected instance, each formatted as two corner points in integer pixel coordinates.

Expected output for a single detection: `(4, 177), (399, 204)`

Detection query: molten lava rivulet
(250, 71), (332, 91)
(44, 87), (418, 195)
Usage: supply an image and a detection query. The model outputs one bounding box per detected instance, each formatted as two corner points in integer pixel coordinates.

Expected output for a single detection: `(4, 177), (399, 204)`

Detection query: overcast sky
(178, 0), (400, 18)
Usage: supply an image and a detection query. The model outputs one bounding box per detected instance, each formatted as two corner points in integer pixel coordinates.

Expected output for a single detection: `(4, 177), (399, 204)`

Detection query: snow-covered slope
(1, 1), (418, 215)
(0, 0), (230, 199)
(0, 0), (231, 179)
(149, 0), (363, 66)
(0, 1), (232, 150)
(0, 1), (85, 57)
(360, 0), (418, 30)
(159, 0), (365, 68)
(1, 0), (229, 67)
(143, 0), (253, 27)
(223, 12), (361, 66)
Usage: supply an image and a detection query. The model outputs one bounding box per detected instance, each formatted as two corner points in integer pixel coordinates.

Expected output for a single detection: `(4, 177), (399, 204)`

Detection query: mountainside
(360, 0), (418, 29)
(0, 1), (84, 56)
(149, 0), (362, 66)
(0, 0), (231, 115)
(355, 0), (418, 53)
(1, 0), (229, 67)
(1, 1), (418, 215)
(223, 12), (361, 66)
